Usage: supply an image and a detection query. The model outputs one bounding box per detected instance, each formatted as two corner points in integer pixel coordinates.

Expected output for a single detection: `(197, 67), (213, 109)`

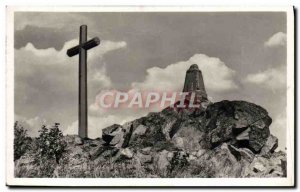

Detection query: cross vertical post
(66, 25), (100, 139)
(79, 25), (88, 138)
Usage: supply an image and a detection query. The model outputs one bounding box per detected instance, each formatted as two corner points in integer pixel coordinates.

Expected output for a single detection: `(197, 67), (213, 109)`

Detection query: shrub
(36, 123), (67, 164)
(14, 121), (31, 161)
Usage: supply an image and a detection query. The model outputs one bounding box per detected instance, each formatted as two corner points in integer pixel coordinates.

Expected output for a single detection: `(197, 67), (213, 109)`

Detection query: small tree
(14, 121), (31, 161)
(36, 123), (67, 164)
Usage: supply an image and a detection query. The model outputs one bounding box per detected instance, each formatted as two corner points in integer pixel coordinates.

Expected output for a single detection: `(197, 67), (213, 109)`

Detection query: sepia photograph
(6, 6), (294, 187)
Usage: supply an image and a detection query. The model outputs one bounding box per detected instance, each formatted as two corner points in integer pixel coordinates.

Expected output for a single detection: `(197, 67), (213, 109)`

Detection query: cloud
(243, 65), (286, 90)
(132, 54), (238, 92)
(93, 41), (127, 56)
(19, 39), (126, 62)
(15, 39), (127, 135)
(264, 32), (287, 47)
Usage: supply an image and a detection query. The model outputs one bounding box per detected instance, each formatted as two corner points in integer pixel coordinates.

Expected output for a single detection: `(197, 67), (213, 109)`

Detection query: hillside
(15, 100), (286, 178)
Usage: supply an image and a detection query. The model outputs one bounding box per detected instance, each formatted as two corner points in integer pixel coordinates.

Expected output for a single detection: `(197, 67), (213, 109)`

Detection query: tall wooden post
(79, 25), (88, 138)
(67, 25), (100, 138)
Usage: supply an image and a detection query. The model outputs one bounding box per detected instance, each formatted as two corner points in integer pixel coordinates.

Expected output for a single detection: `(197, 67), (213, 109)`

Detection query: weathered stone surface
(120, 148), (134, 159)
(236, 127), (250, 140)
(241, 151), (286, 178)
(141, 147), (152, 155)
(133, 124), (148, 136)
(173, 137), (184, 149)
(154, 150), (171, 174)
(130, 124), (148, 142)
(188, 154), (197, 161)
(101, 148), (119, 158)
(102, 124), (126, 147)
(228, 145), (255, 162)
(137, 152), (152, 164)
(253, 161), (266, 172)
(191, 143), (242, 178)
(260, 135), (278, 156)
(248, 117), (271, 152)
(110, 132), (125, 147)
(196, 149), (206, 157)
(172, 123), (205, 152)
(89, 146), (107, 160)
(205, 100), (271, 152)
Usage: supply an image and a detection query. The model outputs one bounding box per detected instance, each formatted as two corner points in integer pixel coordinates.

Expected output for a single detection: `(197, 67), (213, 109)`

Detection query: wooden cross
(67, 25), (100, 138)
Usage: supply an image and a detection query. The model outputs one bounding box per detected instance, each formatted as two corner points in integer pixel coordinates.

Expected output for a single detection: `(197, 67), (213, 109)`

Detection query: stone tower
(183, 64), (207, 101)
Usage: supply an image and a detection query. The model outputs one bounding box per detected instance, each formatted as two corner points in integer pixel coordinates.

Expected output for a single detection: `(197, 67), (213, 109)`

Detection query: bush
(36, 123), (67, 164)
(14, 121), (31, 161)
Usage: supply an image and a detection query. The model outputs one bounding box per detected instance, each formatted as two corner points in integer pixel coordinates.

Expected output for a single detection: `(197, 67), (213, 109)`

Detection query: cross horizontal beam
(67, 37), (100, 57)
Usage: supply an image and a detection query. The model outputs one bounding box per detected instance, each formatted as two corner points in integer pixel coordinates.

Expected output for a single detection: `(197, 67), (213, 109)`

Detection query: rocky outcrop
(81, 100), (284, 178)
(14, 100), (286, 178)
(204, 100), (271, 152)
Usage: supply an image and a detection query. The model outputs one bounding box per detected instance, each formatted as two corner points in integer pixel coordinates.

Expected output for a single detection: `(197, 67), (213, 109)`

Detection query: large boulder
(102, 124), (126, 148)
(204, 100), (272, 153)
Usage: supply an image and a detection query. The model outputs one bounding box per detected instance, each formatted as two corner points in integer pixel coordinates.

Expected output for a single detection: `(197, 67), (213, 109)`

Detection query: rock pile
(87, 99), (285, 178)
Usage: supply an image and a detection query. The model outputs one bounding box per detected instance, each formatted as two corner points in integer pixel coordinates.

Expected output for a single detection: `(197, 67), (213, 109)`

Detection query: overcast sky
(14, 11), (287, 150)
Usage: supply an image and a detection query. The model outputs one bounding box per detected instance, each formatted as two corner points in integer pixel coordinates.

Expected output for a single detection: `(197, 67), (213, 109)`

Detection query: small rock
(137, 152), (152, 164)
(155, 150), (171, 173)
(133, 124), (147, 136)
(167, 151), (174, 161)
(74, 136), (83, 145)
(235, 119), (249, 129)
(270, 170), (283, 177)
(141, 147), (152, 155)
(110, 131), (125, 147)
(239, 148), (255, 162)
(120, 148), (134, 159)
(260, 135), (278, 156)
(253, 162), (266, 172)
(173, 137), (184, 149)
(188, 154), (197, 161)
(196, 149), (206, 157)
(228, 145), (255, 162)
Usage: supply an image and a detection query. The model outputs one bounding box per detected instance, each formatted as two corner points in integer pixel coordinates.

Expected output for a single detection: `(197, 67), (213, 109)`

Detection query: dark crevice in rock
(169, 119), (183, 138)
(122, 124), (134, 148)
(228, 145), (241, 161)
(102, 135), (114, 144)
(236, 139), (250, 148)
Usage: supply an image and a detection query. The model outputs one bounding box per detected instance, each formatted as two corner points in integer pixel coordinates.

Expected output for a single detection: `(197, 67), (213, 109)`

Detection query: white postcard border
(6, 6), (295, 187)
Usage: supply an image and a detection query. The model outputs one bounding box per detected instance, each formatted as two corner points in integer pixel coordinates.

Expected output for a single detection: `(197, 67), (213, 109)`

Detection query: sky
(14, 11), (287, 150)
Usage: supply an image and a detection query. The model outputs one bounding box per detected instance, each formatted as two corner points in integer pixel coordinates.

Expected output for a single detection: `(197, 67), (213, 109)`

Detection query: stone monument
(183, 64), (208, 102)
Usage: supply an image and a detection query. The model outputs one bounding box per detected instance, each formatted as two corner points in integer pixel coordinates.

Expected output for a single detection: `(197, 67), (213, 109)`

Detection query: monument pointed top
(188, 64), (200, 71)
(183, 64), (207, 100)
